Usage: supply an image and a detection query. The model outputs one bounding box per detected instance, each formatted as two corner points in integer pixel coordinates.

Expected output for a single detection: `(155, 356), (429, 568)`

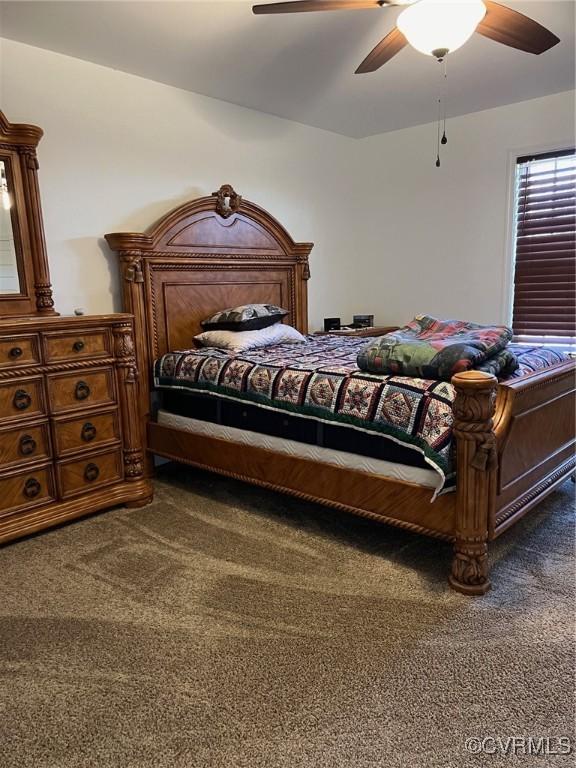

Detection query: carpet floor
(0, 464), (574, 768)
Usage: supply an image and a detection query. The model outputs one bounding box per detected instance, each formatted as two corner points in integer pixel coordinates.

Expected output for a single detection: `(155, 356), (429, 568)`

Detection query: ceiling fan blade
(253, 1), (388, 15)
(477, 1), (560, 55)
(355, 27), (407, 73)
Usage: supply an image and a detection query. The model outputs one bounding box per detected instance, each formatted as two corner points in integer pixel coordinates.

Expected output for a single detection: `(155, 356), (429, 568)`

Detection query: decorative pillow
(201, 303), (288, 331)
(194, 323), (306, 353)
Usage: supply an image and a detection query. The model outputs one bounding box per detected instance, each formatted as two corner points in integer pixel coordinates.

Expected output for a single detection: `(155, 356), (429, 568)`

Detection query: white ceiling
(1, 0), (574, 138)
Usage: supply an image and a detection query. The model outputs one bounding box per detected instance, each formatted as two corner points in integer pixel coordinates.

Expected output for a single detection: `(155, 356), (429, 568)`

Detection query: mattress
(154, 334), (567, 493)
(157, 410), (441, 491)
(159, 389), (432, 470)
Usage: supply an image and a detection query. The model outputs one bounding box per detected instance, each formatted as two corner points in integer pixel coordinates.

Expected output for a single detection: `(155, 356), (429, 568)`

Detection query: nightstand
(315, 326), (398, 338)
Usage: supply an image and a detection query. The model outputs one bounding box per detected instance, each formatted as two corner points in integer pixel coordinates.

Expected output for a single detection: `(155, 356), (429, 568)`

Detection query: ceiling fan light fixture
(397, 0), (487, 57)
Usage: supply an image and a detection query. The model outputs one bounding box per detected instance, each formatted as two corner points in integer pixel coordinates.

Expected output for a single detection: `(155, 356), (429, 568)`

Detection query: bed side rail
(492, 359), (576, 535)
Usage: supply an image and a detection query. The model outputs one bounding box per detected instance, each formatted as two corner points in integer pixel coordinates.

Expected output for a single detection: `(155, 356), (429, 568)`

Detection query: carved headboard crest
(213, 184), (242, 219)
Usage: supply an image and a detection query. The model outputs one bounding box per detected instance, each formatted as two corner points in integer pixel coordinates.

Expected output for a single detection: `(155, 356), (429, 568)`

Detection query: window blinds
(512, 149), (575, 346)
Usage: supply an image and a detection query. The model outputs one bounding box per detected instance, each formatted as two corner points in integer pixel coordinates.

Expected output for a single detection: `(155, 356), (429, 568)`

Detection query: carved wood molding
(119, 250), (309, 263)
(113, 326), (136, 359)
(0, 358), (117, 380)
(495, 456), (576, 529)
(0, 113), (43, 148)
(452, 371), (498, 472)
(112, 327), (138, 383)
(504, 362), (576, 399)
(123, 449), (145, 479)
(111, 324), (144, 479)
(35, 284), (56, 312)
(213, 184), (242, 219)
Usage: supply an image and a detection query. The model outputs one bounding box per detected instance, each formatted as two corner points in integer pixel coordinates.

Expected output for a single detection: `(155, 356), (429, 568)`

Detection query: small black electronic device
(353, 315), (374, 328)
(324, 317), (341, 332)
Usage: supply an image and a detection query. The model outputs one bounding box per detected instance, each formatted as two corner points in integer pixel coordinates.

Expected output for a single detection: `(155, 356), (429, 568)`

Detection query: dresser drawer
(47, 367), (116, 415)
(0, 335), (41, 370)
(57, 448), (123, 500)
(0, 464), (55, 518)
(0, 377), (47, 424)
(53, 408), (121, 457)
(44, 329), (111, 363)
(0, 420), (51, 469)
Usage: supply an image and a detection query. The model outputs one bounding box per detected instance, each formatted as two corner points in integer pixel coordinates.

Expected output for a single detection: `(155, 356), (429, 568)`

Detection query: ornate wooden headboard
(105, 184), (313, 423)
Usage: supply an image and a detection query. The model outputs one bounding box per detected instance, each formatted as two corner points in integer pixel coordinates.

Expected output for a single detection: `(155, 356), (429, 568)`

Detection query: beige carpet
(0, 464), (574, 768)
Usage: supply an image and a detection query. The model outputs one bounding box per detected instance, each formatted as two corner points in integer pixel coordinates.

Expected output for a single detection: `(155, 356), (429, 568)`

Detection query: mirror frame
(0, 111), (56, 317)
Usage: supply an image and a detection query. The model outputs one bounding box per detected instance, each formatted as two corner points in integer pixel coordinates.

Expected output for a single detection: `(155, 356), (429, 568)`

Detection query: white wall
(1, 38), (574, 330)
(356, 90), (575, 327)
(0, 38), (362, 330)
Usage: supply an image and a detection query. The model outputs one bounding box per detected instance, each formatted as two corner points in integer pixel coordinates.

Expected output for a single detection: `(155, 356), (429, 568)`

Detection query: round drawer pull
(81, 422), (97, 442)
(9, 347), (23, 359)
(73, 340), (85, 352)
(84, 463), (100, 483)
(13, 390), (32, 410)
(23, 478), (41, 499)
(75, 381), (91, 400)
(19, 435), (37, 456)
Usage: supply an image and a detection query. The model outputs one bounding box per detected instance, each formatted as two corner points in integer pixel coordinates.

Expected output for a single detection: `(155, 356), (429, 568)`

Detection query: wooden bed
(106, 185), (576, 595)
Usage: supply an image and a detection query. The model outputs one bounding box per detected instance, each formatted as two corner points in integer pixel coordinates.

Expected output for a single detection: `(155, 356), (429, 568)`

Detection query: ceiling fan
(252, 0), (560, 72)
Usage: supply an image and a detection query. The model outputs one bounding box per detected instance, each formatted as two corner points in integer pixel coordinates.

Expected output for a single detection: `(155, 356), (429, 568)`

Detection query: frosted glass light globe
(397, 0), (487, 57)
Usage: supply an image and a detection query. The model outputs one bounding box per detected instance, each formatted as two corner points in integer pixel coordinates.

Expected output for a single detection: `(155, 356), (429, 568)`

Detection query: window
(512, 148), (575, 349)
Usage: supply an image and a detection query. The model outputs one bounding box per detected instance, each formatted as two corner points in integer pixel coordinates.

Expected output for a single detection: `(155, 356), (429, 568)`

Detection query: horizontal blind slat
(519, 163), (575, 178)
(519, 207), (576, 220)
(514, 319), (576, 328)
(515, 246), (575, 257)
(520, 200), (575, 213)
(513, 311), (575, 322)
(514, 270), (575, 281)
(514, 334), (576, 345)
(514, 327), (576, 337)
(515, 256), (575, 265)
(518, 177), (576, 193)
(516, 230), (576, 243)
(517, 222), (576, 235)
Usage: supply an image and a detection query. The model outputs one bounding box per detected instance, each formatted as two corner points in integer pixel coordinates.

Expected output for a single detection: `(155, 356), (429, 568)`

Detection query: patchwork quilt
(154, 334), (566, 495)
(357, 316), (518, 380)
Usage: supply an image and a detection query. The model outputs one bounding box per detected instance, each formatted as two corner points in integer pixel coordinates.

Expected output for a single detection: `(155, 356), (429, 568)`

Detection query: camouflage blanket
(357, 316), (518, 381)
(154, 334), (566, 495)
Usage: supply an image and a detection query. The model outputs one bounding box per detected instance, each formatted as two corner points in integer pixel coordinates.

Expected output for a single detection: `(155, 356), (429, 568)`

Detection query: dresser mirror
(0, 111), (56, 317)
(0, 157), (23, 294)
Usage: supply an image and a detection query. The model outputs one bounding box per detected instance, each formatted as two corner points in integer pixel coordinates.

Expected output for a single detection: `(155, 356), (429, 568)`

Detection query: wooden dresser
(0, 314), (152, 543)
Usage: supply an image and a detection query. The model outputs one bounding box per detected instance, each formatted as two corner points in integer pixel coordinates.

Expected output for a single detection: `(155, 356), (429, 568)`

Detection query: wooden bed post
(449, 371), (499, 595)
(104, 233), (154, 477)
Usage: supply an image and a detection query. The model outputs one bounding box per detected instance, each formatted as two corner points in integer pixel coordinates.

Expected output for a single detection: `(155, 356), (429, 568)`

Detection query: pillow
(201, 303), (288, 331)
(194, 322), (306, 353)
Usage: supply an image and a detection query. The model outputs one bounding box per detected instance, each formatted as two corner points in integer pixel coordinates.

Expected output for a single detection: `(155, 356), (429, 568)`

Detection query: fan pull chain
(441, 56), (448, 146)
(435, 56), (448, 167)
(436, 98), (441, 167)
